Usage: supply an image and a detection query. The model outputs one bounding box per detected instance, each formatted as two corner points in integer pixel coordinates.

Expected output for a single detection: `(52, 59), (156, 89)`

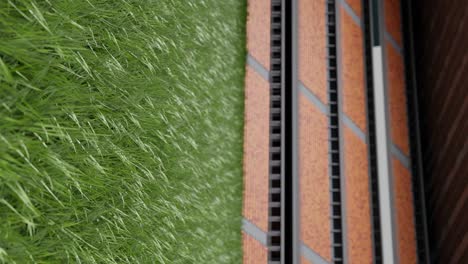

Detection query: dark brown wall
(412, 0), (468, 263)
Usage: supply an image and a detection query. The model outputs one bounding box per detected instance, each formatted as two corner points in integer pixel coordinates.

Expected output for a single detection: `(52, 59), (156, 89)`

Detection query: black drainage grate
(268, 0), (283, 263)
(326, 1), (344, 263)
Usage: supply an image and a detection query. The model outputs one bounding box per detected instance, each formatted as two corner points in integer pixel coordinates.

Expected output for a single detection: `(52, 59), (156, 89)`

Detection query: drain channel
(326, 1), (344, 263)
(267, 0), (284, 263)
(401, 1), (430, 262)
(268, 0), (295, 262)
(362, 0), (383, 262)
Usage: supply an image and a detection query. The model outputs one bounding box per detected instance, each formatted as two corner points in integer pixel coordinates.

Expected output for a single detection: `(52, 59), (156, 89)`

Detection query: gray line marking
(246, 53), (269, 81)
(384, 31), (403, 55)
(301, 243), (329, 264)
(339, 0), (404, 56)
(390, 144), (410, 169)
(242, 218), (267, 246)
(342, 114), (367, 143)
(299, 81), (367, 145)
(299, 80), (410, 171)
(339, 0), (362, 27)
(299, 82), (329, 115)
(242, 218), (330, 264)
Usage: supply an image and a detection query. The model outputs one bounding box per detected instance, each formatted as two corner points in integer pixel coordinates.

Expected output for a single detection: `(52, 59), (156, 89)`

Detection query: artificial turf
(0, 0), (246, 263)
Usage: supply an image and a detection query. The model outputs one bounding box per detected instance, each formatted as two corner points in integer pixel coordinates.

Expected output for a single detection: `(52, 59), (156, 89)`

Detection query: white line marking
(372, 46), (397, 264)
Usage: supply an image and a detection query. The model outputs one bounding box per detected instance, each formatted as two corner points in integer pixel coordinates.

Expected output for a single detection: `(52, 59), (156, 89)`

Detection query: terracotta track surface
(338, 2), (373, 263)
(298, 2), (331, 262)
(242, 0), (417, 262)
(243, 66), (270, 233)
(243, 232), (268, 264)
(384, 0), (417, 261)
(242, 0), (270, 261)
(298, 92), (331, 262)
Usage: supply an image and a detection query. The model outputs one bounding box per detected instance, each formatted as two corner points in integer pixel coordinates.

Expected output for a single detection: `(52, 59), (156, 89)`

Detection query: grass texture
(0, 0), (246, 263)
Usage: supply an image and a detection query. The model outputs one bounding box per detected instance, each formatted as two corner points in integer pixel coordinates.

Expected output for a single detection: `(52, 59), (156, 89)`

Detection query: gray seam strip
(246, 54), (269, 81)
(242, 217), (330, 264)
(339, 0), (362, 26)
(242, 218), (267, 246)
(301, 243), (329, 264)
(384, 31), (403, 55)
(342, 114), (367, 143)
(390, 144), (410, 169)
(339, 0), (403, 55)
(300, 82), (410, 169)
(299, 82), (329, 115)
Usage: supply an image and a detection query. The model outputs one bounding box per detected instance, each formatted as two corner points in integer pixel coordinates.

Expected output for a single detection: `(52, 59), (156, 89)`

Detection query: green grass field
(0, 0), (246, 263)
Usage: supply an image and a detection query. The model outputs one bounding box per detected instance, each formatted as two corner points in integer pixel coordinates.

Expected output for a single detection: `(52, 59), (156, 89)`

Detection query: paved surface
(242, 1), (270, 263)
(383, 0), (417, 262)
(242, 0), (416, 263)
